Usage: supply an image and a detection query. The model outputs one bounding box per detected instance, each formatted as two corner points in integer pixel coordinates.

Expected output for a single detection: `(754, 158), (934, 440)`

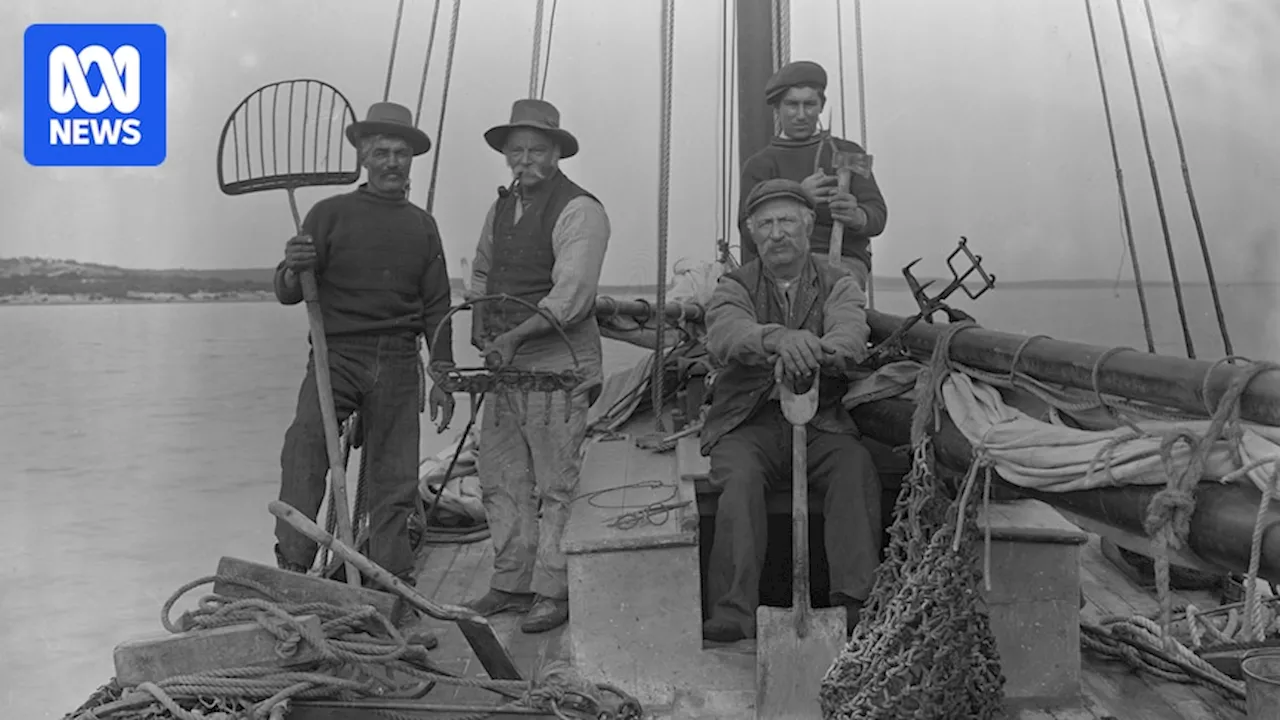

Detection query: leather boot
(520, 596), (569, 634)
(465, 588), (536, 617)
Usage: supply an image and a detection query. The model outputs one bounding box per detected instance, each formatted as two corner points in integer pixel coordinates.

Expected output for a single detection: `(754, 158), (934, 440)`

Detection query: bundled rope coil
(65, 575), (642, 720)
(820, 321), (1006, 720)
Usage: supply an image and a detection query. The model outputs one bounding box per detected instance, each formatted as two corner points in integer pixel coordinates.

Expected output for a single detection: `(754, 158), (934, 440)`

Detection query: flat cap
(764, 61), (828, 104)
(744, 178), (815, 217)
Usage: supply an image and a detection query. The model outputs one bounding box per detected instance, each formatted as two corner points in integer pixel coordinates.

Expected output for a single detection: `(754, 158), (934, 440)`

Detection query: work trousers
(705, 402), (882, 637)
(276, 334), (421, 580)
(478, 385), (590, 600)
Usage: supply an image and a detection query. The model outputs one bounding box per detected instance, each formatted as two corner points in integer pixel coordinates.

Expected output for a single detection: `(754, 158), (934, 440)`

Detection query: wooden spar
(851, 397), (1280, 584)
(864, 310), (1280, 428)
(594, 291), (1280, 428)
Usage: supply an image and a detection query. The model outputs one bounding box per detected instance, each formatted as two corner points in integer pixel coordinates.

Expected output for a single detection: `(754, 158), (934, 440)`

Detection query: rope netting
(64, 575), (642, 720)
(820, 319), (1280, 718)
(820, 322), (1006, 719)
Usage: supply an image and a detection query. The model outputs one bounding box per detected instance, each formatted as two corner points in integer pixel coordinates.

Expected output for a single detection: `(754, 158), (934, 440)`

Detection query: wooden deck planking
(1074, 536), (1240, 720)
(410, 540), (569, 709)
(404, 466), (1247, 718)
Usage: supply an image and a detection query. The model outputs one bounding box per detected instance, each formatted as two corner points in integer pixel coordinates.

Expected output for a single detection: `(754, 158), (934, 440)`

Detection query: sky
(0, 0), (1277, 288)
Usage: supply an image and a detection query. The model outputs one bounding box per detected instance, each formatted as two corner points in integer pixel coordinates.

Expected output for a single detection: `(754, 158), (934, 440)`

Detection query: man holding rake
(271, 101), (456, 590)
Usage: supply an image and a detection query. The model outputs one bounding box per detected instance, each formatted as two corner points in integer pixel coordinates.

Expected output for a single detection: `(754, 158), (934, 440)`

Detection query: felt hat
(743, 178), (816, 216)
(484, 99), (579, 159)
(763, 60), (828, 105)
(345, 102), (432, 156)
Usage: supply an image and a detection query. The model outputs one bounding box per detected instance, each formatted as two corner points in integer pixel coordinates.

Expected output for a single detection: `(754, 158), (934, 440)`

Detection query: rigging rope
(1083, 0), (1156, 354)
(834, 0), (848, 139)
(853, 0), (874, 309)
(528, 0), (546, 99)
(424, 0), (463, 213)
(382, 0), (408, 102)
(539, 0), (560, 99)
(1113, 0), (1196, 359)
(411, 0), (446, 126)
(853, 0), (867, 150)
(1139, 0), (1233, 356)
(651, 0), (676, 432)
(714, 0), (728, 251)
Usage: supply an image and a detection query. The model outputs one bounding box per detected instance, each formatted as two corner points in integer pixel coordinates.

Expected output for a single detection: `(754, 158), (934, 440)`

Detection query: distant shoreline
(2, 278), (1269, 308)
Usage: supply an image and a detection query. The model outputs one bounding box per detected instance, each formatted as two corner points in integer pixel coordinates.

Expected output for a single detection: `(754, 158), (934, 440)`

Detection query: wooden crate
(977, 498), (1088, 708)
(563, 435), (745, 708)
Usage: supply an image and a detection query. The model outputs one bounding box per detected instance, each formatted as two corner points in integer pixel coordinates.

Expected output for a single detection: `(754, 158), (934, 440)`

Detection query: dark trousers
(276, 334), (421, 579)
(705, 403), (882, 637)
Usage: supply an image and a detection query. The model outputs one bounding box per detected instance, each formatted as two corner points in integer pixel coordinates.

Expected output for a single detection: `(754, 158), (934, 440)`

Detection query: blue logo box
(24, 23), (167, 167)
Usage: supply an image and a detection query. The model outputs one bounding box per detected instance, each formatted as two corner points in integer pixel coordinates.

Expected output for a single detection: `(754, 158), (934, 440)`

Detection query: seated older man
(699, 178), (882, 643)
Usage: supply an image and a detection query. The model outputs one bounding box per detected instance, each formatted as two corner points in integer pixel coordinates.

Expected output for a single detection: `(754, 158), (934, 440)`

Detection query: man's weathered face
(750, 198), (813, 270)
(361, 134), (414, 194)
(503, 129), (559, 189)
(777, 86), (825, 139)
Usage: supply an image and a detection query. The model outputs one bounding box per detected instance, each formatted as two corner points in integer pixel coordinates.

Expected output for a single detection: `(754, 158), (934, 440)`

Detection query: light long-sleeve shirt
(469, 194), (612, 379)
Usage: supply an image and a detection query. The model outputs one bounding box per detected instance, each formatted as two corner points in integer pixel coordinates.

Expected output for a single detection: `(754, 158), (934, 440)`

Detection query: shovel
(825, 150), (873, 266)
(756, 366), (846, 719)
(269, 500), (522, 681)
(217, 79), (363, 586)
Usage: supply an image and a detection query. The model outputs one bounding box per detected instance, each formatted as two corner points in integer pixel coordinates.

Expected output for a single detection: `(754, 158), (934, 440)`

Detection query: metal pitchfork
(216, 79), (362, 587)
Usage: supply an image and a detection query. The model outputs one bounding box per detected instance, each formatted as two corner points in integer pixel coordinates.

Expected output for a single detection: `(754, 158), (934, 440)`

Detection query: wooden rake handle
(826, 169), (854, 267)
(286, 187), (359, 588)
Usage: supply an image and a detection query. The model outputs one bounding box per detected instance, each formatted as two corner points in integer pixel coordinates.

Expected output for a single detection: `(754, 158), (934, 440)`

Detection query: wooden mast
(734, 0), (776, 265)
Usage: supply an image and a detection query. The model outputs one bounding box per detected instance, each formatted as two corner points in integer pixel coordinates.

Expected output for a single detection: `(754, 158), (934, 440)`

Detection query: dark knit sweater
(273, 184), (454, 364)
(738, 133), (888, 270)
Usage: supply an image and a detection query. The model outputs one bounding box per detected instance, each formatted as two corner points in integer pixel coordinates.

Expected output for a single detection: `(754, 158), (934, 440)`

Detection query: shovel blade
(755, 605), (846, 719)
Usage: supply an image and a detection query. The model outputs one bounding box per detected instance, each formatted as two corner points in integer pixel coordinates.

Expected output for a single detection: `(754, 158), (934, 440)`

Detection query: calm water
(0, 283), (1275, 717)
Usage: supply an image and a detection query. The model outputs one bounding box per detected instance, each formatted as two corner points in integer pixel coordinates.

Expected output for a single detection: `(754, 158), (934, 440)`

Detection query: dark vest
(700, 257), (859, 454)
(482, 171), (597, 339)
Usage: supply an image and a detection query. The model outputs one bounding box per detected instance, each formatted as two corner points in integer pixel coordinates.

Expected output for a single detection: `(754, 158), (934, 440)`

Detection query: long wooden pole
(864, 310), (1280, 428)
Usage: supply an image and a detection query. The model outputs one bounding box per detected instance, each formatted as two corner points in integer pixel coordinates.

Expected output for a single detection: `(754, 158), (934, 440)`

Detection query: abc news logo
(24, 23), (167, 167)
(48, 44), (143, 147)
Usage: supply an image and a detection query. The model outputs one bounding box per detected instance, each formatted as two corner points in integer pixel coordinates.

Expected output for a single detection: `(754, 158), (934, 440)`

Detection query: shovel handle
(286, 187), (359, 587)
(826, 169), (854, 267)
(791, 421), (812, 630)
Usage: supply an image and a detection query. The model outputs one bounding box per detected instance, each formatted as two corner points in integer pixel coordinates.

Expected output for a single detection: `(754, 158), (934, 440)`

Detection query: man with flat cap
(702, 177), (881, 643)
(739, 60), (888, 292)
(463, 99), (611, 634)
(272, 101), (456, 590)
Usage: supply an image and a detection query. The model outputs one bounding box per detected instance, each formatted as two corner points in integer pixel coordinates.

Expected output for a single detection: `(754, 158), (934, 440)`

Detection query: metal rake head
(216, 78), (361, 196)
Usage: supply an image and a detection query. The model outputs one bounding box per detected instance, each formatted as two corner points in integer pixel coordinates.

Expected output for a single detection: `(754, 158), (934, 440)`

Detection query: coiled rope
(66, 575), (642, 720)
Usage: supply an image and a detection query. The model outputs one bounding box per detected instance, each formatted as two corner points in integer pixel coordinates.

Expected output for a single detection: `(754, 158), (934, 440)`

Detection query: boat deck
(406, 525), (1239, 719)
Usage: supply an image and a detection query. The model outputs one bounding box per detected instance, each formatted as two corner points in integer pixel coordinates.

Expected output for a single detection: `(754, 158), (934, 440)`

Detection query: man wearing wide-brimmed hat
(738, 60), (888, 292)
(272, 101), (457, 595)
(462, 98), (611, 634)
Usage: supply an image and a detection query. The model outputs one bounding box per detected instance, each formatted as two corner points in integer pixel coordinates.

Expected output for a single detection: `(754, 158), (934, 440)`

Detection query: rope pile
(820, 321), (1006, 720)
(65, 575), (642, 720)
(1080, 615), (1246, 711)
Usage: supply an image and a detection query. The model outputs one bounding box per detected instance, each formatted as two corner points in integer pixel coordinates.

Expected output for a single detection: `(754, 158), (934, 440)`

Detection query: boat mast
(734, 0), (777, 264)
